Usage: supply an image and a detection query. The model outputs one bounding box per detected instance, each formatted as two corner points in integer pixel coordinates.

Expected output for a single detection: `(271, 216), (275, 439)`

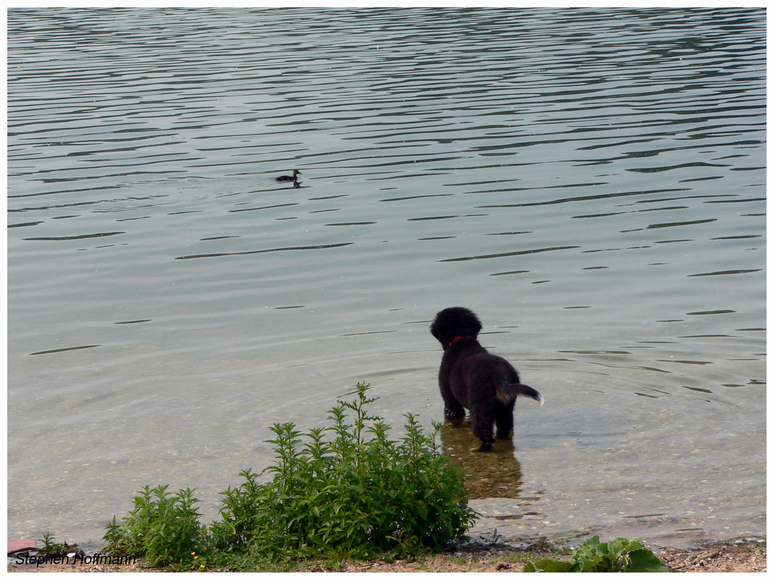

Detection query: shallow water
(7, 7), (765, 550)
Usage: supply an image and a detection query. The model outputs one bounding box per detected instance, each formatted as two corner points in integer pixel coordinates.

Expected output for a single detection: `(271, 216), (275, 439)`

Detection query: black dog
(430, 307), (543, 451)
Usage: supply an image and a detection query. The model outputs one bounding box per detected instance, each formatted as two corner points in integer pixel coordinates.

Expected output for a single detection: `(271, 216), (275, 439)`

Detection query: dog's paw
(477, 439), (495, 452)
(444, 407), (466, 421)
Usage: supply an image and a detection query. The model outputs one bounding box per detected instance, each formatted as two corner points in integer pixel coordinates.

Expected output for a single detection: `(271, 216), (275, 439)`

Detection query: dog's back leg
(495, 399), (516, 439)
(470, 401), (496, 451)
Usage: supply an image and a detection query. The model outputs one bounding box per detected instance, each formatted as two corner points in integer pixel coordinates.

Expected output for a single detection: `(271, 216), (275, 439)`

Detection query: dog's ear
(430, 313), (445, 343)
(460, 309), (483, 337)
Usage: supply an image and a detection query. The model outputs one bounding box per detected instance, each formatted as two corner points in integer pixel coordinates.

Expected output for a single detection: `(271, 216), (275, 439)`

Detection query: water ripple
(440, 246), (581, 262)
(175, 242), (354, 260)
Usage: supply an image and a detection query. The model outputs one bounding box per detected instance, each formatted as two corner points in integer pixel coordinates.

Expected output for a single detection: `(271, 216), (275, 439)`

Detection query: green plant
(212, 383), (475, 565)
(522, 535), (671, 572)
(38, 533), (66, 556)
(104, 484), (206, 568)
(486, 528), (502, 544)
(207, 468), (265, 553)
(104, 383), (476, 570)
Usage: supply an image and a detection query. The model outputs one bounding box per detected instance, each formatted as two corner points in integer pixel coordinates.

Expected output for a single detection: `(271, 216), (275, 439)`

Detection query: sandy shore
(8, 539), (765, 573)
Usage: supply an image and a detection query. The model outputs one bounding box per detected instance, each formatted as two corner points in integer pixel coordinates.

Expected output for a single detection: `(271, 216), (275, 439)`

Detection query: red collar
(447, 335), (466, 348)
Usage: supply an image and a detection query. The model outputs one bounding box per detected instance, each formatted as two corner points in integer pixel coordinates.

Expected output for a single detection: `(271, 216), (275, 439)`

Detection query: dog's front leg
(444, 401), (466, 422)
(440, 381), (466, 422)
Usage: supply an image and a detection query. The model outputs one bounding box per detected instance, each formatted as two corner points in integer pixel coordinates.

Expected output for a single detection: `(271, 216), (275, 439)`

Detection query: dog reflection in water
(439, 420), (524, 500)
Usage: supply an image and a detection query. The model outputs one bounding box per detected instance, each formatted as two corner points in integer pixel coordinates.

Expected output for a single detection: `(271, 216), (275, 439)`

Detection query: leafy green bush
(104, 383), (476, 570)
(104, 484), (206, 568)
(523, 535), (671, 572)
(37, 533), (67, 556)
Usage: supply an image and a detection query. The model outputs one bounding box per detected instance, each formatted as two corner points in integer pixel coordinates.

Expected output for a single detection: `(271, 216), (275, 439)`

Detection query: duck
(276, 169), (301, 183)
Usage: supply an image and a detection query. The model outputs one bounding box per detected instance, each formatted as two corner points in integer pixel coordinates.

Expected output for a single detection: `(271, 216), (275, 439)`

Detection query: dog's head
(430, 307), (483, 348)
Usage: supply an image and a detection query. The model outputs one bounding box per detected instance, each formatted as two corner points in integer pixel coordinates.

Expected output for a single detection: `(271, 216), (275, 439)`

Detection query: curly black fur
(430, 307), (543, 451)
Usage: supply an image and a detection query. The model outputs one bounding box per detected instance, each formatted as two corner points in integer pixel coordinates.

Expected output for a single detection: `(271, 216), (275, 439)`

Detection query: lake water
(7, 7), (766, 551)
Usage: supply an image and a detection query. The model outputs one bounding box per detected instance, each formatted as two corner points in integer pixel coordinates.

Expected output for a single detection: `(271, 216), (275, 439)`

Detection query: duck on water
(276, 170), (301, 183)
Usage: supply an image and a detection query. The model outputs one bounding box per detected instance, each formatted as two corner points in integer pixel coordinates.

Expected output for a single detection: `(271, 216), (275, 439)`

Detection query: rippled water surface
(7, 8), (765, 550)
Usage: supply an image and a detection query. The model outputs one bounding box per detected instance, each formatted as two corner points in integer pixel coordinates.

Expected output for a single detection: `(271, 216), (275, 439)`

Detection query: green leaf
(609, 536), (643, 557)
(529, 558), (575, 572)
(578, 553), (603, 571)
(626, 548), (672, 572)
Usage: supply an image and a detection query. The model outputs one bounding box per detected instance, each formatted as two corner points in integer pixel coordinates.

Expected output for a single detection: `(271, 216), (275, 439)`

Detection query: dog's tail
(496, 383), (544, 406)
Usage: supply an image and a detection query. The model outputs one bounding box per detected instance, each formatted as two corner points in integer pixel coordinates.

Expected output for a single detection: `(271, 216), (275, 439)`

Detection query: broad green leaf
(627, 548), (671, 572)
(530, 558), (575, 572)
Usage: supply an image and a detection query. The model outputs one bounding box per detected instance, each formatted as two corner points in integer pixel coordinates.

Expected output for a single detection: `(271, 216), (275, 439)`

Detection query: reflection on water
(7, 7), (765, 549)
(439, 421), (526, 500)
